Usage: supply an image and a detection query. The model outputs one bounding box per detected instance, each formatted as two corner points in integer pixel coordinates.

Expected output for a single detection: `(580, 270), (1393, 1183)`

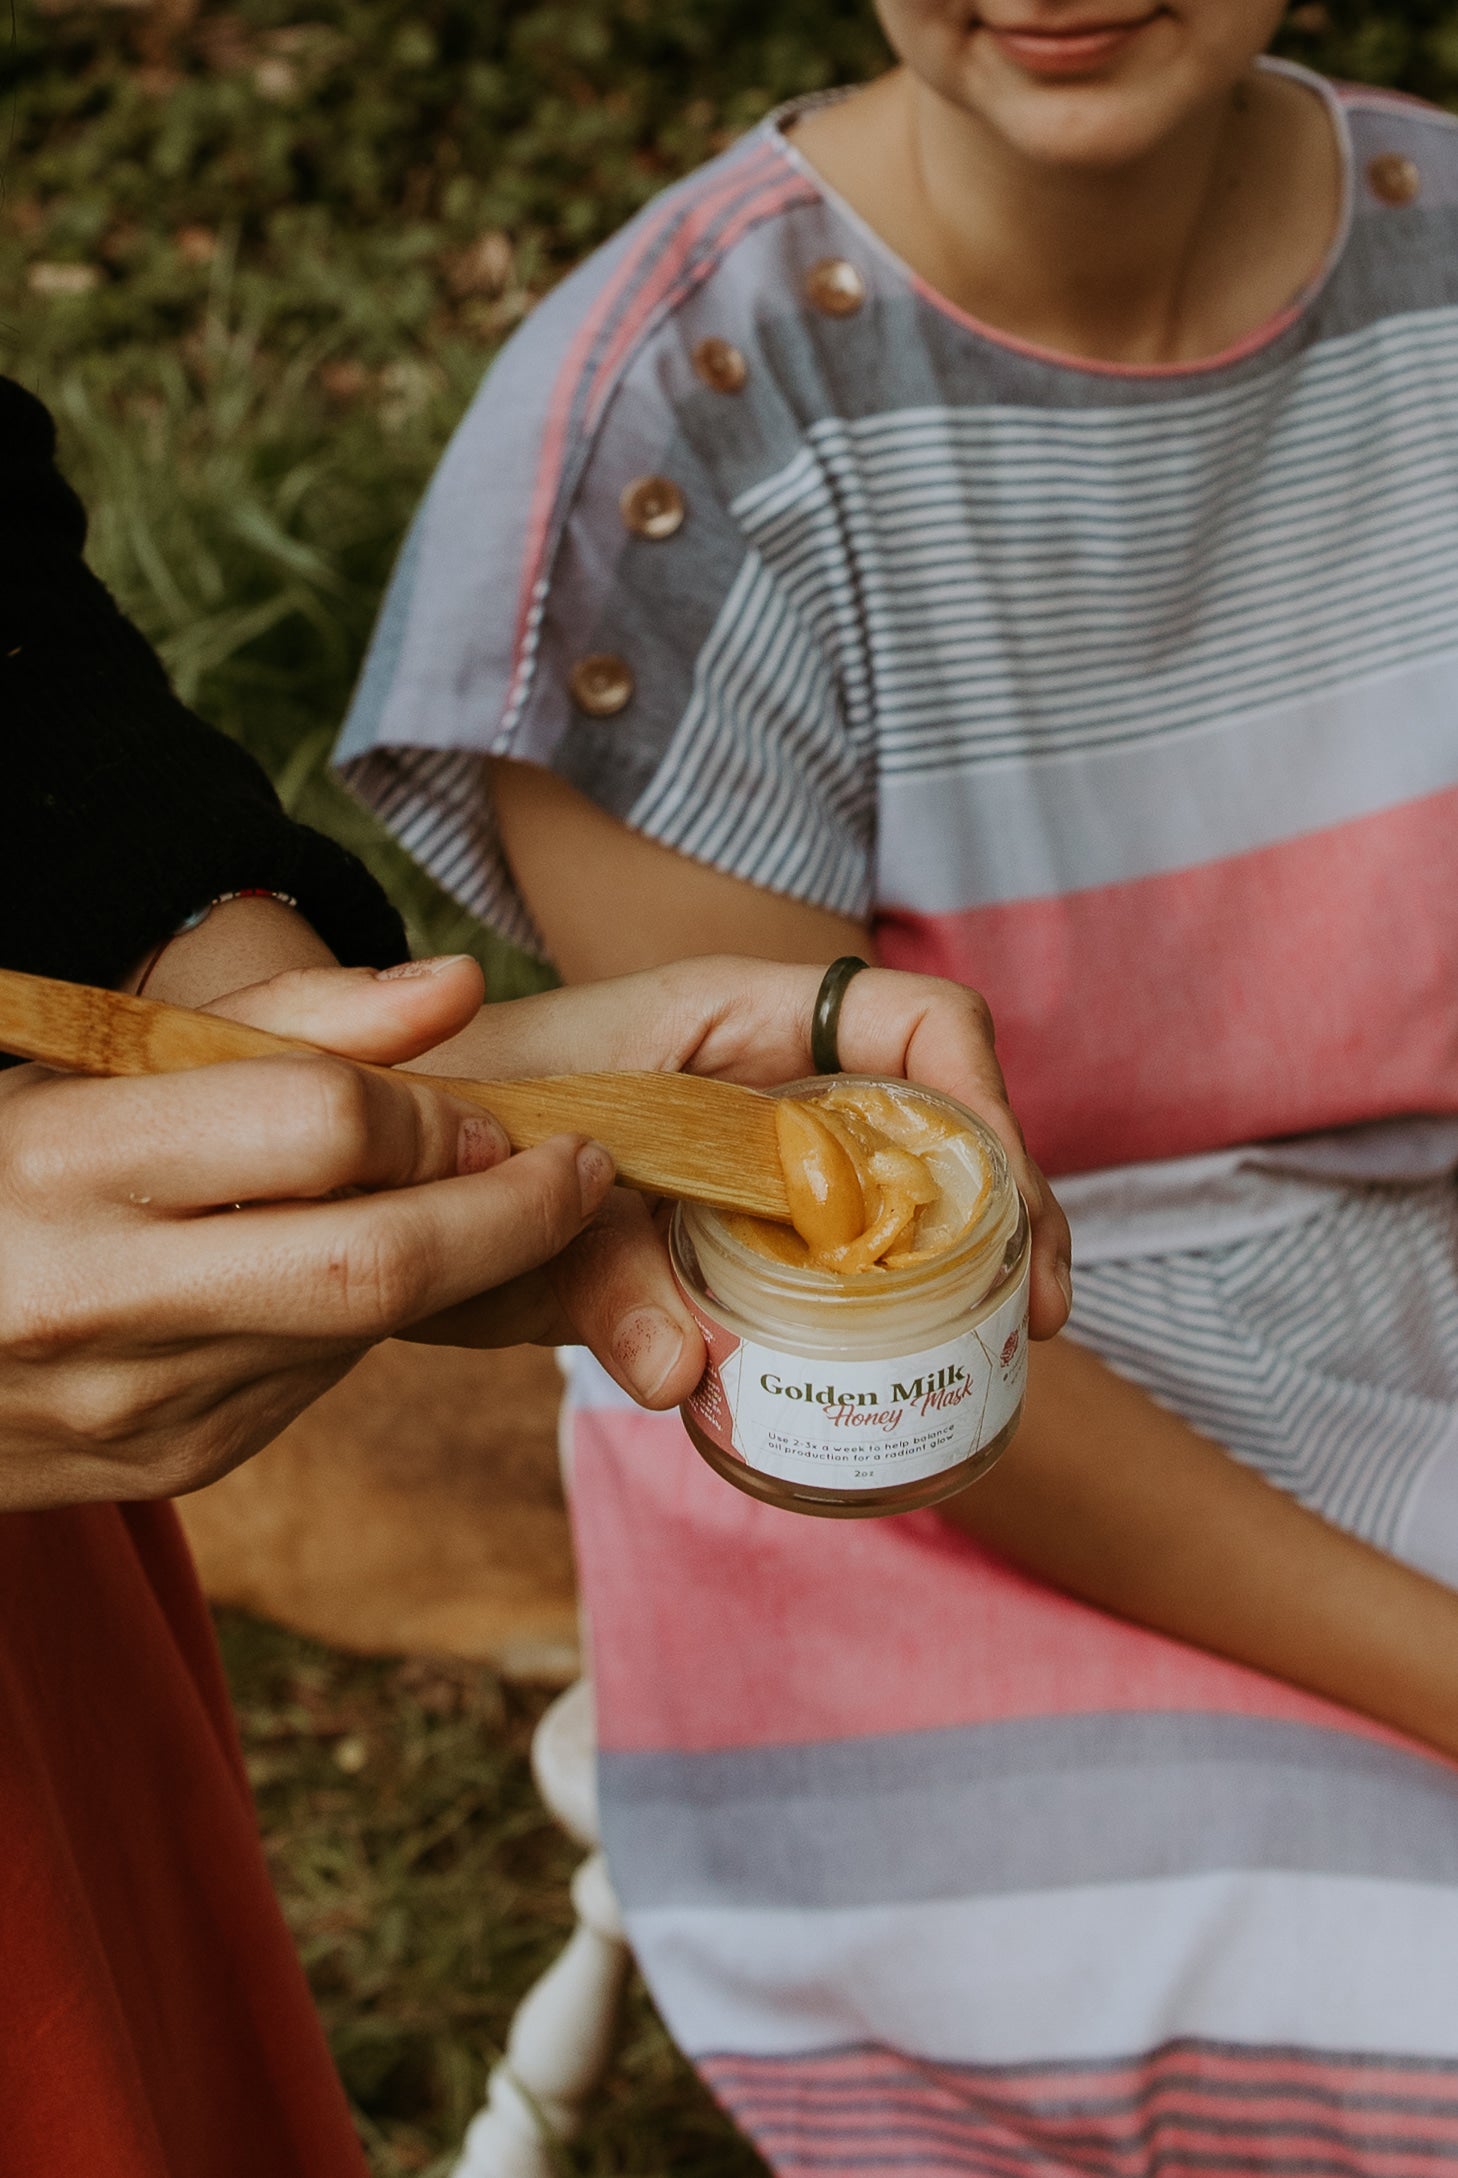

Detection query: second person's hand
(0, 955), (615, 1510)
(400, 951), (1074, 1401)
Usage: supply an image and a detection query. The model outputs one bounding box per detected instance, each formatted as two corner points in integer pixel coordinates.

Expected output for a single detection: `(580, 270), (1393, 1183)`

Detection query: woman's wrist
(128, 895), (335, 1007)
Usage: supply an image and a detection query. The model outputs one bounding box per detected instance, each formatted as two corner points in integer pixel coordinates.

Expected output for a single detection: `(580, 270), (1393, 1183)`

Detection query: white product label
(680, 1262), (1028, 1493)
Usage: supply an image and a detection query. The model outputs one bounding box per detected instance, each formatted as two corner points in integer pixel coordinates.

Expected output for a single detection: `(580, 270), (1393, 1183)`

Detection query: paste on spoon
(730, 1083), (992, 1275)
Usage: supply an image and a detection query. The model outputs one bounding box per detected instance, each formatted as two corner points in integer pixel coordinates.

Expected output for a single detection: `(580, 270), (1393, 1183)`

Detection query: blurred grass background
(2, 2), (1450, 2169)
(220, 1615), (767, 2175)
(5, 0), (1449, 979)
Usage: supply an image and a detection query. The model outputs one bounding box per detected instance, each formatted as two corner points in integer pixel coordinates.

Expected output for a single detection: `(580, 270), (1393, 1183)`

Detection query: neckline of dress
(764, 56), (1355, 385)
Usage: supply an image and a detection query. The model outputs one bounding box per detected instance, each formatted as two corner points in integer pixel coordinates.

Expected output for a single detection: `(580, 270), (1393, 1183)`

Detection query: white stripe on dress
(626, 1873), (1458, 2065)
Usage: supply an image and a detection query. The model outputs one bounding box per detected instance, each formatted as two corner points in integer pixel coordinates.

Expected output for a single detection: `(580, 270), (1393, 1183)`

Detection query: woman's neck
(790, 65), (1342, 367)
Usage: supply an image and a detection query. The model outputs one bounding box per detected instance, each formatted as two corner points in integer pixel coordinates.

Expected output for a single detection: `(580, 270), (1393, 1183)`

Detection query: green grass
(8, 2), (1458, 2167)
(7, 0), (1454, 970)
(0, 0), (890, 978)
(220, 1611), (768, 2176)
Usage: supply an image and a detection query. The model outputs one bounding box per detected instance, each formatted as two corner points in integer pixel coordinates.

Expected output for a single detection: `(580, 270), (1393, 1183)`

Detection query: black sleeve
(0, 375), (408, 993)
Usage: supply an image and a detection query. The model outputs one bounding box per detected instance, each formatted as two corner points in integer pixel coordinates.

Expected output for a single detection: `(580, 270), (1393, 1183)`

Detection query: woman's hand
(483, 767), (1072, 1380)
(409, 952), (1073, 1399)
(154, 947), (1072, 1416)
(0, 957), (616, 1511)
(0, 943), (1066, 1509)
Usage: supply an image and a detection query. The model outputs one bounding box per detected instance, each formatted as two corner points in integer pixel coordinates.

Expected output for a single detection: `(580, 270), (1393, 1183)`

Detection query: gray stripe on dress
(599, 1711), (1458, 1911)
(874, 645), (1458, 914)
(1066, 1182), (1458, 1555)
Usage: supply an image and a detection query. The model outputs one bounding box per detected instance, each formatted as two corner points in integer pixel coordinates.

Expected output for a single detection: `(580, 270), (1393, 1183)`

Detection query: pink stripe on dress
(570, 1410), (1426, 1759)
(735, 2042), (1458, 2098)
(877, 785), (1458, 1177)
(505, 145), (796, 711)
(582, 155), (813, 430)
(700, 2044), (1458, 2178)
(1339, 81), (1457, 119)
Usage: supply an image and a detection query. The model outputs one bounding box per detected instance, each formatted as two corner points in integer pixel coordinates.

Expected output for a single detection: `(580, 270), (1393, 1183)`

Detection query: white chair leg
(452, 1680), (630, 2178)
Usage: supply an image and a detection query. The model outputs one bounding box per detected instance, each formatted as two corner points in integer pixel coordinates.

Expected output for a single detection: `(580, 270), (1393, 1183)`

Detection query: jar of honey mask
(670, 1077), (1029, 1517)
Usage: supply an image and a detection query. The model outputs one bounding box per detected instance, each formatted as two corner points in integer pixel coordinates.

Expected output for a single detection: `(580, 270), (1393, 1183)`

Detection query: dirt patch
(180, 1341), (578, 1679)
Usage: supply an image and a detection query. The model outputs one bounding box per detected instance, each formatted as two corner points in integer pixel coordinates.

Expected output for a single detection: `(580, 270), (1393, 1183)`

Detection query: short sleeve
(335, 141), (876, 956)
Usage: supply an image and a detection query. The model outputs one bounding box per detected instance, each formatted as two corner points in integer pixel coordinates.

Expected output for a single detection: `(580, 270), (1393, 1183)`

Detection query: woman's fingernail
(612, 1306), (690, 1404)
(457, 1113), (509, 1174)
(577, 1140), (615, 1214)
(375, 954), (476, 982)
(1054, 1257), (1074, 1309)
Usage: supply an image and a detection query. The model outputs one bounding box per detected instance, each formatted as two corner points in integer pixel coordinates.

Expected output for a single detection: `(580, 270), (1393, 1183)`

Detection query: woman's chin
(954, 75), (1215, 173)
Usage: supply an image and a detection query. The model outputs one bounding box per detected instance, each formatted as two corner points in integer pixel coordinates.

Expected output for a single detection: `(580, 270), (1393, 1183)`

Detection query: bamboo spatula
(0, 967), (793, 1222)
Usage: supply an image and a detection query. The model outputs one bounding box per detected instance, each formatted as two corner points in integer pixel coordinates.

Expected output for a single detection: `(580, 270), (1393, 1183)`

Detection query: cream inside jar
(671, 1078), (1029, 1519)
(729, 1080), (997, 1274)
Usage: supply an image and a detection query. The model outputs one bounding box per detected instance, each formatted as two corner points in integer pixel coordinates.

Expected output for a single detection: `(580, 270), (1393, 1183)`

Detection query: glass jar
(669, 1077), (1030, 1518)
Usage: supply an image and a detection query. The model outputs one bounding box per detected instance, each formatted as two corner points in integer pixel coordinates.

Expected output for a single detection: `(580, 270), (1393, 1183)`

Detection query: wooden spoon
(0, 968), (793, 1222)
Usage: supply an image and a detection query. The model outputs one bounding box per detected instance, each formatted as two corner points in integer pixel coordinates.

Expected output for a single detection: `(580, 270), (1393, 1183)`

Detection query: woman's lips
(982, 16), (1159, 77)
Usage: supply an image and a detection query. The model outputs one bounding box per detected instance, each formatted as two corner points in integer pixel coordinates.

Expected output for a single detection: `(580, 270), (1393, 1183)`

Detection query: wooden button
(692, 336), (748, 393)
(620, 475), (686, 540)
(1368, 152), (1420, 206)
(805, 257), (866, 316)
(569, 654), (634, 718)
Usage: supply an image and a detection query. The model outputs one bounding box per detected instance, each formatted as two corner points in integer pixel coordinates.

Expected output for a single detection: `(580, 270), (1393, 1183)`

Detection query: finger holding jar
(449, 954), (1072, 1341)
(823, 967), (1072, 1339)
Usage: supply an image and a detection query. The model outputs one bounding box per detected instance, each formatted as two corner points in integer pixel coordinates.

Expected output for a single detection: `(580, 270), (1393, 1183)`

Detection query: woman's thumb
(205, 955), (486, 1063)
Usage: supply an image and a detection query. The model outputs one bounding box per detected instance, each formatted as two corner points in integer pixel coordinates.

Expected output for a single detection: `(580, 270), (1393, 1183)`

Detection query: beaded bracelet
(133, 888), (300, 998)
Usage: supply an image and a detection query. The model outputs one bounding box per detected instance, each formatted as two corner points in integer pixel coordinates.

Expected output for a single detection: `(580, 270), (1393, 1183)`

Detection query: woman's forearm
(940, 1335), (1458, 1761)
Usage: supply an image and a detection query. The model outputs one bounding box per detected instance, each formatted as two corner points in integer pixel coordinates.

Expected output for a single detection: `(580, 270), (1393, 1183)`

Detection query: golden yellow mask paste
(730, 1083), (994, 1276)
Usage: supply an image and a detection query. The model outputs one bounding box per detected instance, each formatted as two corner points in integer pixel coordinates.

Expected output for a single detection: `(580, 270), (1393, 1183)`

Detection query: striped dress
(338, 60), (1458, 2174)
